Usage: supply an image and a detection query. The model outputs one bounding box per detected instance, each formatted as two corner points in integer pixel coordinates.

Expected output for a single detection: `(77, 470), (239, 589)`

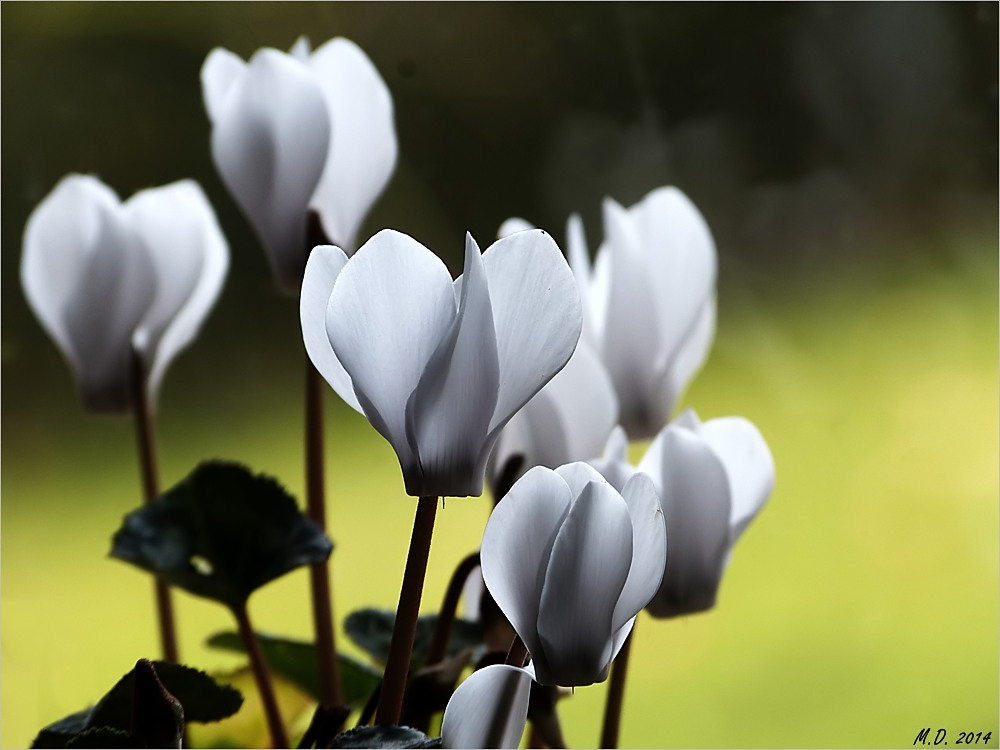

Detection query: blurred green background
(2, 3), (997, 748)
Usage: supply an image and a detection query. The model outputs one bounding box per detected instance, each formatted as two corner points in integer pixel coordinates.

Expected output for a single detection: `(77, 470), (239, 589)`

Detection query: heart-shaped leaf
(110, 461), (333, 607)
(331, 725), (441, 748)
(205, 630), (382, 707)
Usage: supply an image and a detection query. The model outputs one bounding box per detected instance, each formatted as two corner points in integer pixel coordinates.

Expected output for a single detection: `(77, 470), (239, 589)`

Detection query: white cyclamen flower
(202, 36), (396, 293)
(481, 462), (666, 686)
(570, 186), (717, 439)
(593, 410), (774, 618)
(300, 228), (582, 498)
(441, 664), (533, 749)
(487, 221), (619, 499)
(21, 174), (229, 413)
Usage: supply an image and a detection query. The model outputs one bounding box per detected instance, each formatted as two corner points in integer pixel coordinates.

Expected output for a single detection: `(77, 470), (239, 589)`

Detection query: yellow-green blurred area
(2, 3), (997, 749)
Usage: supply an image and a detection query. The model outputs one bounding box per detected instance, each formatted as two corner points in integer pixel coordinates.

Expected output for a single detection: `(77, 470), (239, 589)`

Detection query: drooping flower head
(570, 186), (717, 438)
(591, 411), (775, 618)
(301, 228), (582, 498)
(487, 221), (619, 500)
(202, 36), (396, 293)
(21, 174), (229, 413)
(481, 462), (666, 686)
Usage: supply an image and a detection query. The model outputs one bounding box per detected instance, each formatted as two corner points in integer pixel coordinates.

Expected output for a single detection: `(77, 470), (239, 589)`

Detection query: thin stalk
(375, 496), (439, 726)
(130, 349), (179, 664)
(504, 634), (529, 668)
(233, 602), (290, 749)
(426, 551), (481, 666)
(599, 625), (636, 749)
(304, 356), (341, 705)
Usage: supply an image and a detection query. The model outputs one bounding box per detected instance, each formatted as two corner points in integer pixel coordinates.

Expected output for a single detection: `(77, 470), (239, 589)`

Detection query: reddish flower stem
(234, 602), (289, 748)
(304, 356), (342, 705)
(600, 624), (636, 749)
(130, 349), (179, 664)
(376, 496), (439, 726)
(426, 550), (481, 667)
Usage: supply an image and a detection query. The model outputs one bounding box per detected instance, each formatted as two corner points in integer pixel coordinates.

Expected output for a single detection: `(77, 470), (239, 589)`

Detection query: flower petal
(481, 229), (582, 438)
(588, 425), (637, 493)
(307, 37), (397, 253)
(537, 479), (633, 685)
(325, 230), (455, 487)
(497, 217), (535, 238)
(600, 197), (669, 438)
(200, 47), (245, 127)
(125, 180), (229, 407)
(660, 293), (717, 414)
(22, 175), (156, 413)
(300, 244), (361, 412)
(643, 422), (732, 618)
(631, 186), (716, 361)
(553, 461), (608, 499)
(481, 466), (574, 678)
(700, 416), (775, 540)
(566, 213), (598, 347)
(405, 233), (500, 497)
(210, 48), (330, 293)
(612, 471), (667, 632)
(441, 664), (532, 750)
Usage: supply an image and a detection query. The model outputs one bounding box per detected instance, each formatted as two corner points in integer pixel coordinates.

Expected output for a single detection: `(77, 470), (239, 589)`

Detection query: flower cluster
(20, 28), (774, 750)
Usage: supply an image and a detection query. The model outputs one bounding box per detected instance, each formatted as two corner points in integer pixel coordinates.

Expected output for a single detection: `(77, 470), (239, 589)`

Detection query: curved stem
(234, 602), (289, 749)
(130, 349), (179, 664)
(305, 356), (341, 705)
(376, 496), (439, 726)
(600, 625), (636, 749)
(426, 551), (481, 666)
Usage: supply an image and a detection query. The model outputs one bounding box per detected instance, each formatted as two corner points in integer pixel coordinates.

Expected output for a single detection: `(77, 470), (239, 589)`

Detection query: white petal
(566, 213), (597, 347)
(537, 479), (633, 686)
(700, 416), (775, 540)
(307, 37), (397, 253)
(126, 181), (229, 406)
(480, 229), (582, 438)
(200, 47), (245, 127)
(644, 423), (732, 618)
(481, 466), (574, 677)
(210, 48), (330, 293)
(289, 35), (311, 61)
(588, 424), (637, 493)
(22, 175), (156, 413)
(300, 244), (361, 412)
(497, 217), (535, 238)
(325, 230), (455, 489)
(405, 233), (500, 497)
(661, 293), (717, 413)
(600, 197), (669, 439)
(612, 471), (667, 631)
(631, 186), (716, 360)
(441, 664), (532, 750)
(553, 461), (608, 498)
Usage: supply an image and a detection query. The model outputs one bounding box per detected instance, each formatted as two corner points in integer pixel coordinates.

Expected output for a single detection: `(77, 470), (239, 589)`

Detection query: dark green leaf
(331, 726), (441, 748)
(110, 461), (332, 607)
(64, 727), (132, 749)
(205, 631), (381, 707)
(344, 608), (484, 667)
(31, 660), (243, 749)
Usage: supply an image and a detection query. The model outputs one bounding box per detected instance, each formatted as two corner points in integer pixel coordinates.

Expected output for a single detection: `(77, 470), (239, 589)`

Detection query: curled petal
(200, 47), (245, 127)
(700, 416), (775, 540)
(661, 293), (717, 414)
(406, 233), (500, 497)
(537, 479), (633, 685)
(441, 664), (532, 749)
(481, 229), (582, 438)
(644, 423), (732, 618)
(566, 212), (598, 346)
(300, 244), (361, 412)
(325, 230), (455, 487)
(210, 48), (330, 293)
(588, 425), (637, 493)
(481, 467), (574, 677)
(308, 37), (397, 253)
(612, 471), (667, 632)
(126, 180), (229, 406)
(553, 461), (608, 499)
(497, 216), (535, 238)
(600, 198), (668, 438)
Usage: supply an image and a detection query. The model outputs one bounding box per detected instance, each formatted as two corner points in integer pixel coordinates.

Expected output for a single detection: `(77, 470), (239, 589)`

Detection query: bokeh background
(2, 3), (997, 748)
